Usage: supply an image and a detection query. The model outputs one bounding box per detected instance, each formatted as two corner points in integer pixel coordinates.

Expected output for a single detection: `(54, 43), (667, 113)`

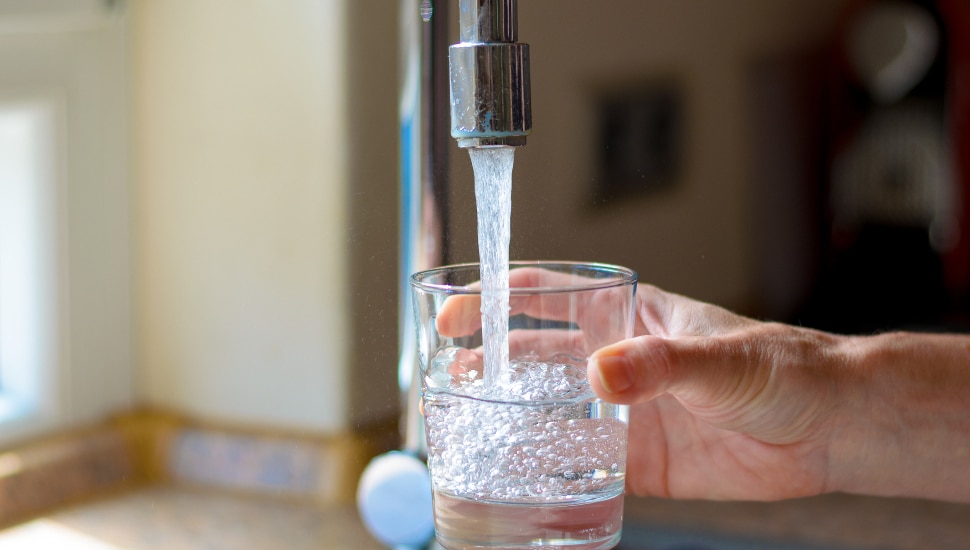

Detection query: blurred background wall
(132, 0), (353, 433)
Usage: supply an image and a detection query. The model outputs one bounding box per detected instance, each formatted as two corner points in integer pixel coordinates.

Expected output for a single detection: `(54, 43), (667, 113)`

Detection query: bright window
(0, 95), (62, 438)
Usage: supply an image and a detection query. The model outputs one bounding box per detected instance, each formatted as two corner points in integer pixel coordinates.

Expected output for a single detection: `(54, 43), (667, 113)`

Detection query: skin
(437, 272), (970, 503)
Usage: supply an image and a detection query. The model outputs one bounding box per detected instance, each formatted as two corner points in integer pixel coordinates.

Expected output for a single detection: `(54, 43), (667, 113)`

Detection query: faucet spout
(450, 0), (531, 148)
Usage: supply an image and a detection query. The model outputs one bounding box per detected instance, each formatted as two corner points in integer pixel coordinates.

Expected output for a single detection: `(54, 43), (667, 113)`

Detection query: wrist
(826, 332), (970, 502)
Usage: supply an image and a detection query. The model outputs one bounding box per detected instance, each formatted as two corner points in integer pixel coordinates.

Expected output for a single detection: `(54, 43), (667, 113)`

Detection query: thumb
(588, 334), (764, 408)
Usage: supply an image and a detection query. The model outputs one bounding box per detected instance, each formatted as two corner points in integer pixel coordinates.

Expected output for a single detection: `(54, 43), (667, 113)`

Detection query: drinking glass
(411, 261), (637, 550)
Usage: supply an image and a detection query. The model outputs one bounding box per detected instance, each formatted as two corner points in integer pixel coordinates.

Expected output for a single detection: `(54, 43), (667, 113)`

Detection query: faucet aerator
(450, 0), (532, 148)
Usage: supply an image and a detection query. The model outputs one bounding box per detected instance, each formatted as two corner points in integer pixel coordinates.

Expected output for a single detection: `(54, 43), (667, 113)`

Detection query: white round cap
(357, 451), (435, 548)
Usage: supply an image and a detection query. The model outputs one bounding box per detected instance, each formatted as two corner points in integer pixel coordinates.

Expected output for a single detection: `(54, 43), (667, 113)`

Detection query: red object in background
(825, 0), (970, 306)
(938, 0), (970, 300)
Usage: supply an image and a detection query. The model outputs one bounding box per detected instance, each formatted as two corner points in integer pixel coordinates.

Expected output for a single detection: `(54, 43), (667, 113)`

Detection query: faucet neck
(459, 0), (517, 43)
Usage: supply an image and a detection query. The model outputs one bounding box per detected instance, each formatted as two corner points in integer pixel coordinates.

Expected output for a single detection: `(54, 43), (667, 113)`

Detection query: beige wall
(131, 0), (403, 436)
(133, 0), (352, 432)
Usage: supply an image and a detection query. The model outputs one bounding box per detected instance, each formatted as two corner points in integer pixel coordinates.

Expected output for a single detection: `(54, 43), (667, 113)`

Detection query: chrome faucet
(450, 0), (532, 148)
(357, 1), (532, 547)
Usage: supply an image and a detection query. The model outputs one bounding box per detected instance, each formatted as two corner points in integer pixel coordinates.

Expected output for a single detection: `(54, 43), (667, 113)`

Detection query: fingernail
(592, 354), (634, 394)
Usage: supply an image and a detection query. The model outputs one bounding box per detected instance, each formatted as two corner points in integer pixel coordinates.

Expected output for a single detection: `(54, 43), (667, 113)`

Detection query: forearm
(828, 332), (970, 502)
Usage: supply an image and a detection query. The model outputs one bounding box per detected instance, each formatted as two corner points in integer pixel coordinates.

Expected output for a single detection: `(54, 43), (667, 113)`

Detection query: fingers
(588, 336), (676, 403)
(436, 267), (630, 338)
(436, 294), (482, 337)
(640, 284), (761, 341)
(588, 333), (766, 409)
(435, 269), (574, 338)
(441, 329), (589, 373)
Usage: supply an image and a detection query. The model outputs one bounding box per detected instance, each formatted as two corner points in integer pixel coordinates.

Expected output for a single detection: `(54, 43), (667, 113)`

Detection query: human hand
(591, 283), (970, 504)
(437, 270), (970, 503)
(588, 284), (852, 501)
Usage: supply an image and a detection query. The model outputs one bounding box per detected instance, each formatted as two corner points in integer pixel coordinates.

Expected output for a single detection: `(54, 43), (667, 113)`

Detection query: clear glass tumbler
(411, 261), (637, 550)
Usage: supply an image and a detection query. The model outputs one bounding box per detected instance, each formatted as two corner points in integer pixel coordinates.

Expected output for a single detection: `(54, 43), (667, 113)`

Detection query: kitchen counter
(0, 485), (384, 550)
(2, 486), (968, 549)
(621, 493), (970, 549)
(11, 412), (964, 549)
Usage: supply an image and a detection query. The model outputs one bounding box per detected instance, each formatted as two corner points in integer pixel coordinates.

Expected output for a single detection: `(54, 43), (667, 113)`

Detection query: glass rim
(410, 260), (638, 295)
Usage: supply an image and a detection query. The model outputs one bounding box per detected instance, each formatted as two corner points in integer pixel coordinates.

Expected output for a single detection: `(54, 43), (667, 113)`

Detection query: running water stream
(423, 147), (629, 550)
(469, 146), (515, 387)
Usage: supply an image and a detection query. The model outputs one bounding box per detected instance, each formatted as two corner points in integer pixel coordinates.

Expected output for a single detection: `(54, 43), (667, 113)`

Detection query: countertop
(622, 493), (970, 549)
(0, 486), (384, 550)
(1, 486), (967, 549)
